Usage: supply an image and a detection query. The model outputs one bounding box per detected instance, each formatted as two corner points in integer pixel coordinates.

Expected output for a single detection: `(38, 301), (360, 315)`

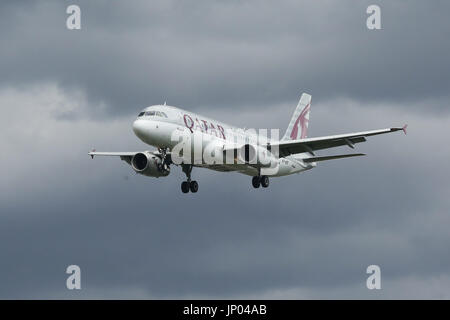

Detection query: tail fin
(282, 93), (311, 141)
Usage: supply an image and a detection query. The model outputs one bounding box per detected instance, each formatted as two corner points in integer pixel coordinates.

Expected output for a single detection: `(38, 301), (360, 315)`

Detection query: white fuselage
(132, 105), (315, 177)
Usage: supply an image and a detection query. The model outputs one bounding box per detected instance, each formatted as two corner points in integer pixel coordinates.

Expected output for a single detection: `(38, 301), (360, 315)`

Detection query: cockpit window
(141, 110), (168, 118)
(142, 110), (168, 118)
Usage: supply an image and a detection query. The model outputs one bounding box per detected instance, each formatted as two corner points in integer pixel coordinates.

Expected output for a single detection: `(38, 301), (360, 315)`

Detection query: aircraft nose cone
(132, 119), (147, 137)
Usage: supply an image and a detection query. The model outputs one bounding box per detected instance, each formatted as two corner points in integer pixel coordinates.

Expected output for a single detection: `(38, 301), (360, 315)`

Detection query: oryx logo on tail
(290, 103), (310, 139)
(282, 93), (312, 140)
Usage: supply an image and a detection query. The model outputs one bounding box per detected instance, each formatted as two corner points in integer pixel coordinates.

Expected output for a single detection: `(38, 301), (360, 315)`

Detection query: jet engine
(238, 144), (277, 168)
(131, 152), (170, 177)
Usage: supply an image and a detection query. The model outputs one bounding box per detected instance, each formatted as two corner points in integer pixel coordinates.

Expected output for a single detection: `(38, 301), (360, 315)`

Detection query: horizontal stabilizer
(303, 153), (366, 163)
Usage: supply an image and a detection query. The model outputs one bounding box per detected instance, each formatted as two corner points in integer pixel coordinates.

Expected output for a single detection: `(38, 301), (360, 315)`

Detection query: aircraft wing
(88, 151), (138, 159)
(272, 125), (407, 157)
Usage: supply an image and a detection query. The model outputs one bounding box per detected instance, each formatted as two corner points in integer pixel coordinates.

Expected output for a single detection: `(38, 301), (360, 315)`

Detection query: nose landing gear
(181, 181), (190, 193)
(252, 175), (269, 189)
(181, 164), (198, 193)
(252, 176), (261, 188)
(189, 180), (199, 193)
(261, 175), (269, 188)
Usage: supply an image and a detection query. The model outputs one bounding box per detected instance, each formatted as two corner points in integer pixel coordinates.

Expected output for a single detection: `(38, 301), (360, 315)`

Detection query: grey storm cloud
(1, 0), (450, 117)
(0, 1), (450, 299)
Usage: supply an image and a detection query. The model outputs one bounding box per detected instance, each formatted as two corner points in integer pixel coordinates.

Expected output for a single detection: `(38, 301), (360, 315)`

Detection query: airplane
(89, 93), (407, 193)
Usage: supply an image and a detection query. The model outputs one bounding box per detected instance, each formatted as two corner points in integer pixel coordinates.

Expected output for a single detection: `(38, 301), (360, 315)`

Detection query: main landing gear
(181, 164), (198, 193)
(157, 147), (170, 172)
(252, 175), (269, 189)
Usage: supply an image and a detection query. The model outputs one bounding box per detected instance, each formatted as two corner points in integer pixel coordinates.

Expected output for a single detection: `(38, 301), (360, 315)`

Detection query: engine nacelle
(131, 152), (170, 177)
(238, 144), (277, 168)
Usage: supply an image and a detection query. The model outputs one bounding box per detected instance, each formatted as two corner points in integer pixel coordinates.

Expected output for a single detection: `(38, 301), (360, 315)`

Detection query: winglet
(402, 124), (408, 135)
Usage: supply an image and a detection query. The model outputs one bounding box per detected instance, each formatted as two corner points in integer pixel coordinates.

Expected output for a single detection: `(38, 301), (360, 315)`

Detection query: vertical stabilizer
(282, 93), (312, 141)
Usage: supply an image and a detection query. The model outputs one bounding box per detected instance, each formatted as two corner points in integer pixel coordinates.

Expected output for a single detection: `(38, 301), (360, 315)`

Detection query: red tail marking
(290, 103), (310, 140)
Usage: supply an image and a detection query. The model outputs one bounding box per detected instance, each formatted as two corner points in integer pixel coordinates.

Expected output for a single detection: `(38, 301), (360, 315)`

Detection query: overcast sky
(1, 0), (449, 299)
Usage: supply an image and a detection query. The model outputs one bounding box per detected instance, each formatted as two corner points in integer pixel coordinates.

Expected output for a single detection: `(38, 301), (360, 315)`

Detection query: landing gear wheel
(181, 181), (190, 193)
(261, 175), (269, 188)
(181, 164), (198, 194)
(190, 180), (199, 193)
(160, 162), (169, 172)
(252, 176), (261, 188)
